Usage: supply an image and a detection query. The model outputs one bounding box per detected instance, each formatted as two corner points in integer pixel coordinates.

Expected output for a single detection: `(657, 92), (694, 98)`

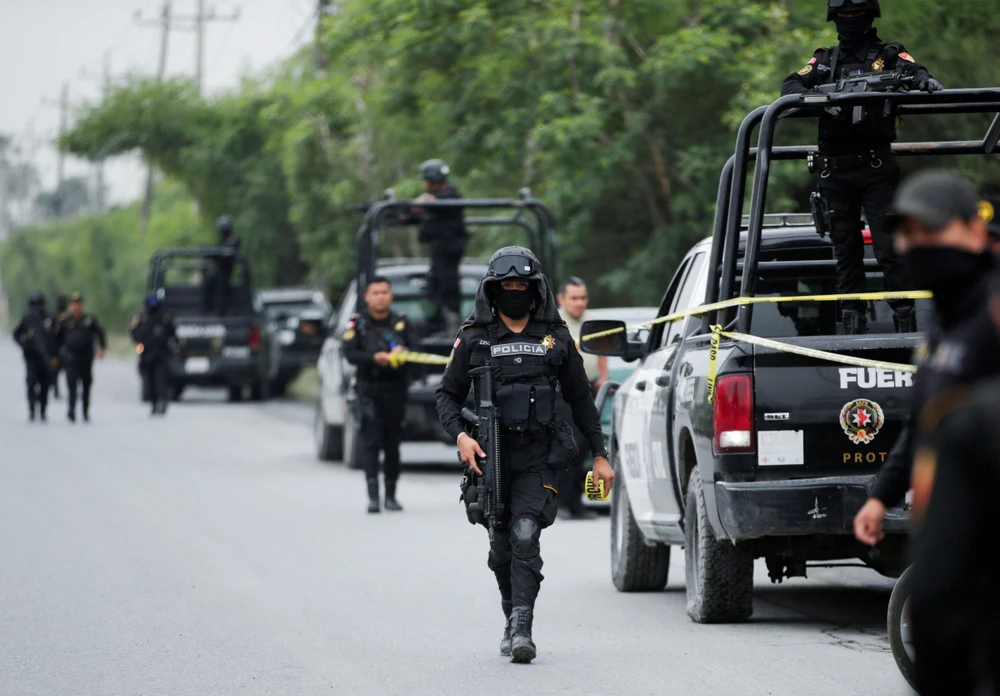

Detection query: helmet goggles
(489, 253), (537, 280)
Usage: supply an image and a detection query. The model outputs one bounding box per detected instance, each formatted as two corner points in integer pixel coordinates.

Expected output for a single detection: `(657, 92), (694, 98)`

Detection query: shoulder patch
(798, 64), (814, 76)
(343, 328), (356, 341)
(813, 47), (830, 55)
(453, 337), (462, 349)
(131, 317), (140, 329)
(394, 319), (406, 332)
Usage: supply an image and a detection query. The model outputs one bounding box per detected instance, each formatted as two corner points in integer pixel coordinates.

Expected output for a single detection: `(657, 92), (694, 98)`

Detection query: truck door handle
(635, 380), (648, 392)
(655, 372), (671, 388)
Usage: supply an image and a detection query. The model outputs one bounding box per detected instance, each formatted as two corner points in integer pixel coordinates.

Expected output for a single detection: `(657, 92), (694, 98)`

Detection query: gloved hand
(825, 106), (843, 118)
(918, 77), (944, 93)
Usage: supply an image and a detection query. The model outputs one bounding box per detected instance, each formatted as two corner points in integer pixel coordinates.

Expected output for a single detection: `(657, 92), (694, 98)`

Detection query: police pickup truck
(148, 248), (279, 402)
(584, 217), (929, 622)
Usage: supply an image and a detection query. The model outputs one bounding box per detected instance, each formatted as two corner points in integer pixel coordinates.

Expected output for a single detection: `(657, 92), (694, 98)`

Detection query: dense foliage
(4, 0), (1000, 315)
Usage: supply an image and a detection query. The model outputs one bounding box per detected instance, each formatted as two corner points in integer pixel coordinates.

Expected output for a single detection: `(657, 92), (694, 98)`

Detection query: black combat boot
(893, 307), (917, 333)
(509, 606), (536, 664)
(367, 478), (380, 514)
(383, 479), (403, 512)
(842, 309), (868, 335)
(500, 600), (514, 656)
(67, 410), (76, 423)
(28, 408), (35, 422)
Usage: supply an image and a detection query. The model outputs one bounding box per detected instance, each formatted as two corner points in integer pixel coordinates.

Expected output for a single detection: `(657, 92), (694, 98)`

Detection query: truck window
(663, 252), (707, 348)
(649, 257), (692, 349)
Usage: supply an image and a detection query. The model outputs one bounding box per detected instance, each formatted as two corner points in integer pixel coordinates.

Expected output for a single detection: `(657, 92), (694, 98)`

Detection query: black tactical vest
(470, 320), (567, 433)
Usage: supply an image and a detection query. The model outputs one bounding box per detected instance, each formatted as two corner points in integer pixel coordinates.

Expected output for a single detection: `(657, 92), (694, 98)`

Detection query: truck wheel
(610, 470), (670, 592)
(685, 483), (754, 623)
(343, 405), (361, 470)
(888, 566), (917, 691)
(228, 385), (243, 402)
(314, 401), (343, 462)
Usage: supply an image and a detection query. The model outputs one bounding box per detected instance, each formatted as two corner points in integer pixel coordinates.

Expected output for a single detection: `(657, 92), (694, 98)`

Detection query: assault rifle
(814, 71), (916, 125)
(460, 365), (503, 540)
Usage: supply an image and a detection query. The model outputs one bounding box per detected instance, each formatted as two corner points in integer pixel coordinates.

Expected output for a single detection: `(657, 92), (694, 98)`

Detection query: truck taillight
(713, 374), (755, 453)
(862, 228), (872, 244)
(249, 327), (261, 350)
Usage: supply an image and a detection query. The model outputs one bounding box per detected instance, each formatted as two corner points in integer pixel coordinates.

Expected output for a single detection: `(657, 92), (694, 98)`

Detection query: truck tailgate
(174, 316), (255, 359)
(752, 335), (922, 475)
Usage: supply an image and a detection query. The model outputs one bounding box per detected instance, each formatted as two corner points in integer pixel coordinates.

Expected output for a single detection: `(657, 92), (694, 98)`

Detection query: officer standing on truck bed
(412, 159), (467, 335)
(436, 246), (614, 664)
(131, 294), (177, 416)
(13, 293), (53, 422)
(853, 171), (1000, 545)
(53, 292), (107, 423)
(342, 275), (410, 513)
(782, 0), (943, 335)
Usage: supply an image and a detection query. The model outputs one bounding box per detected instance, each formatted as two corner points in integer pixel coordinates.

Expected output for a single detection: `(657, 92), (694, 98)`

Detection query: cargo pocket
(540, 470), (560, 529)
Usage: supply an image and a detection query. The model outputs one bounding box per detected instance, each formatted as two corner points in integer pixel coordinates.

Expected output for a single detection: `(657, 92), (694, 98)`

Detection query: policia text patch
(491, 343), (549, 358)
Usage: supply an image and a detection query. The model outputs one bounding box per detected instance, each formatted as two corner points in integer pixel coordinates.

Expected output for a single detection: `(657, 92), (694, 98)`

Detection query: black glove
(824, 106), (843, 118)
(918, 77), (944, 93)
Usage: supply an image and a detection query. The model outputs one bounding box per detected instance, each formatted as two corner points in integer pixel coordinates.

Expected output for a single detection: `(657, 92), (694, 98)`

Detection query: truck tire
(685, 483), (754, 623)
(610, 469), (670, 592)
(888, 566), (917, 691)
(343, 404), (362, 470)
(314, 401), (343, 462)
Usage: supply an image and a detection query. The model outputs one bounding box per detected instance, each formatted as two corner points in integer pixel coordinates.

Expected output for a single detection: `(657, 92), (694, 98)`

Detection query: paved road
(0, 344), (914, 695)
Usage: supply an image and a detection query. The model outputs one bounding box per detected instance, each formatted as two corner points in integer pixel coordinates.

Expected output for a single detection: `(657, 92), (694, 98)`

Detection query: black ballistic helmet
(419, 159), (450, 184)
(216, 216), (234, 235)
(28, 292), (45, 308)
(827, 0), (881, 21)
(466, 246), (561, 325)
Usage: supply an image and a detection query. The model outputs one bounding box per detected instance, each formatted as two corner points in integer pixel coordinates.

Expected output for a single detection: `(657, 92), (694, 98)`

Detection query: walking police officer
(13, 293), (53, 422)
(413, 159), (467, 334)
(436, 247), (614, 664)
(342, 275), (411, 513)
(54, 292), (107, 423)
(131, 294), (177, 416)
(782, 0), (943, 334)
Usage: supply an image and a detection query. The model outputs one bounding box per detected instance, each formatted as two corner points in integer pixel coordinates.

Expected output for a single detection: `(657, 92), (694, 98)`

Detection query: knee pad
(511, 517), (540, 557)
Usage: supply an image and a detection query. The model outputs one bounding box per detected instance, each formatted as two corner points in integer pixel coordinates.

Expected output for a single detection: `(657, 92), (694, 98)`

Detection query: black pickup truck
(148, 248), (279, 402)
(582, 85), (1000, 623)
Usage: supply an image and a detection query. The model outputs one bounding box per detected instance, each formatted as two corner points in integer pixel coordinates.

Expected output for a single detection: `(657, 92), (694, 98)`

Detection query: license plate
(184, 357), (210, 374)
(222, 346), (251, 359)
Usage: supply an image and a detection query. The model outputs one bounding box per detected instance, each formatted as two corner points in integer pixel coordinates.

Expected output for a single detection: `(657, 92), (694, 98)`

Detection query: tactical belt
(500, 429), (549, 447)
(809, 148), (892, 174)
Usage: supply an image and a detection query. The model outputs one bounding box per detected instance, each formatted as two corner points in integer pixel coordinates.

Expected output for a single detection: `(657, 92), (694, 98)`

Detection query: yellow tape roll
(585, 471), (608, 501)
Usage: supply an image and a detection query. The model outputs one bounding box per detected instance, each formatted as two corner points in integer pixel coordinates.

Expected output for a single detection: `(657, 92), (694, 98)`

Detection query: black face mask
(835, 14), (872, 43)
(495, 288), (535, 319)
(904, 247), (986, 311)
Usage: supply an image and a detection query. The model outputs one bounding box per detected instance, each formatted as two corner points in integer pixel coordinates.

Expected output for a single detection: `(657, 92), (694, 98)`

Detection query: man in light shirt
(556, 277), (609, 520)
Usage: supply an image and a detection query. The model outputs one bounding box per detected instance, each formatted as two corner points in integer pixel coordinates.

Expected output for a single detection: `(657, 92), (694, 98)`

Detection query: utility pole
(41, 83), (70, 218)
(174, 1), (239, 95)
(135, 0), (172, 232)
(80, 52), (113, 213)
(314, 0), (331, 72)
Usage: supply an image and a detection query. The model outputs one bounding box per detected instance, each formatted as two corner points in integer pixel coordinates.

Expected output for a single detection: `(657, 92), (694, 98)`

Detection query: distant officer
(556, 277), (609, 520)
(50, 294), (69, 399)
(782, 0), (943, 334)
(13, 293), (53, 422)
(131, 294), (177, 416)
(342, 276), (411, 513)
(436, 246), (614, 664)
(853, 172), (1000, 546)
(54, 292), (107, 423)
(211, 215), (241, 315)
(414, 159), (468, 334)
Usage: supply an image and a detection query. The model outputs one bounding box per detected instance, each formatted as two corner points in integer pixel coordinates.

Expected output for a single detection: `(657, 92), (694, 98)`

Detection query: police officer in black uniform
(131, 294), (177, 416)
(209, 215), (241, 315)
(436, 246), (615, 664)
(853, 171), (1000, 542)
(54, 292), (107, 423)
(50, 293), (69, 399)
(342, 275), (411, 513)
(13, 293), (54, 422)
(413, 159), (467, 334)
(782, 0), (943, 334)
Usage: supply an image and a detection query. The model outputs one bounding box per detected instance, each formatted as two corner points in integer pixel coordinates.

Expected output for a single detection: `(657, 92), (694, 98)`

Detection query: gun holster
(546, 419), (577, 471)
(810, 191), (832, 239)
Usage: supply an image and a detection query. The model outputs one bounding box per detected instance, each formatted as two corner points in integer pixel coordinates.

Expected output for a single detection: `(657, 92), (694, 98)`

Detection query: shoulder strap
(829, 46), (841, 80)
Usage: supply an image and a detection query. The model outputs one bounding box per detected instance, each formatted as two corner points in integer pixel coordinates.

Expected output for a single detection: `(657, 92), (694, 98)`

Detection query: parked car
(258, 288), (332, 396)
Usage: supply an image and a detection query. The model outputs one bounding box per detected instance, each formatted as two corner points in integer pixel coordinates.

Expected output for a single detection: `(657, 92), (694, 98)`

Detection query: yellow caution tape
(584, 471), (608, 501)
(581, 290), (933, 342)
(387, 350), (451, 368)
(706, 325), (918, 403)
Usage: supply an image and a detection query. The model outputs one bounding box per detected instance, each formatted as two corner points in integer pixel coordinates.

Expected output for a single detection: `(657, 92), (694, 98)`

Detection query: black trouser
(24, 352), (50, 416)
(556, 424), (589, 515)
(818, 154), (913, 312)
(358, 385), (408, 483)
(140, 356), (170, 412)
(64, 352), (94, 416)
(428, 238), (466, 319)
(487, 435), (560, 610)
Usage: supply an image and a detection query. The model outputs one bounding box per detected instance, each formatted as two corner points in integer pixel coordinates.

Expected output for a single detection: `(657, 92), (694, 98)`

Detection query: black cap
(70, 291), (84, 303)
(888, 171), (981, 233)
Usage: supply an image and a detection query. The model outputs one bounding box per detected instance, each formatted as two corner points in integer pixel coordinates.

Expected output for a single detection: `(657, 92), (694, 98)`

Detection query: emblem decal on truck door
(839, 399), (885, 445)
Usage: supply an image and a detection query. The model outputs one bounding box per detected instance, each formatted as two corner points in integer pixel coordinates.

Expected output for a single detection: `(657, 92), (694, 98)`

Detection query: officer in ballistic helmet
(782, 0), (943, 335)
(211, 215), (241, 314)
(13, 292), (53, 421)
(413, 159), (467, 335)
(436, 246), (614, 664)
(131, 293), (177, 416)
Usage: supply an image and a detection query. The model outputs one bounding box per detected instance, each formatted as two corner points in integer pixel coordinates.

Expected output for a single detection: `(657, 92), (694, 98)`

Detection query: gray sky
(1, 0), (320, 205)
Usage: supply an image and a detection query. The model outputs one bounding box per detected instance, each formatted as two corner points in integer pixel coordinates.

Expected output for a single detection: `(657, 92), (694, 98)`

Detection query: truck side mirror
(580, 320), (627, 356)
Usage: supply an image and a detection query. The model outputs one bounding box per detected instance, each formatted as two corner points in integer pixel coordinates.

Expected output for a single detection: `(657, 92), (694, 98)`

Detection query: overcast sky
(1, 0), (321, 205)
